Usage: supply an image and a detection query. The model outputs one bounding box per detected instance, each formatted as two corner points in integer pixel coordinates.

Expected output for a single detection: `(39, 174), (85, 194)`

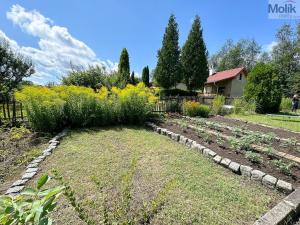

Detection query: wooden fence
(153, 96), (235, 113)
(0, 100), (25, 124)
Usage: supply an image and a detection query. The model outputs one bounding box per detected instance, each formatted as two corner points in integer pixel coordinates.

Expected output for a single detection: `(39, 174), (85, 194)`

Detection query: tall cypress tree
(181, 15), (209, 91)
(154, 14), (181, 89)
(118, 48), (130, 85)
(142, 66), (150, 87)
(130, 71), (135, 85)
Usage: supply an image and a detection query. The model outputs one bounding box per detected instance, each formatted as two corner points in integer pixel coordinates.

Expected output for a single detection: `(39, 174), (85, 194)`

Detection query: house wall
(230, 71), (247, 97)
(204, 80), (232, 96)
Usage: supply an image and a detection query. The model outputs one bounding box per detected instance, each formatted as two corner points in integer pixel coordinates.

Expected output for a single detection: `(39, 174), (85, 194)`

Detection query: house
(203, 67), (247, 97)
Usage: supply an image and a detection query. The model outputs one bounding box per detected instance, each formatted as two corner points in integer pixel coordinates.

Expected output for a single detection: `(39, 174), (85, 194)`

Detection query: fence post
(12, 96), (16, 124)
(20, 102), (24, 120)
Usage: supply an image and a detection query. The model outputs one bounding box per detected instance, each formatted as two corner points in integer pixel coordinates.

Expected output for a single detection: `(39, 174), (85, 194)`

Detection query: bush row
(16, 83), (157, 132)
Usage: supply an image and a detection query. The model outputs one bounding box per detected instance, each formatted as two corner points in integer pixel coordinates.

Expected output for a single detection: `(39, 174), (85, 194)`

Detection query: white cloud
(1, 4), (117, 84)
(263, 41), (278, 53)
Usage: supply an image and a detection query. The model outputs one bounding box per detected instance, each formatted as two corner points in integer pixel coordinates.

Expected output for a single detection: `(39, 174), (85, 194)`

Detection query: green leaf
(21, 188), (37, 196)
(37, 174), (49, 190)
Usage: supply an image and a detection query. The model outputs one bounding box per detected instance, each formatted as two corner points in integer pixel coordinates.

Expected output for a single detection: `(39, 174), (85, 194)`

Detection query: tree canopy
(118, 48), (130, 86)
(154, 14), (181, 89)
(142, 66), (150, 87)
(181, 15), (208, 91)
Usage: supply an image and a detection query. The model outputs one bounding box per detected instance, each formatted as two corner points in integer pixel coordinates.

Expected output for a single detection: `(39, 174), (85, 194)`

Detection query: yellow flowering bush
(16, 83), (157, 131)
(182, 101), (210, 118)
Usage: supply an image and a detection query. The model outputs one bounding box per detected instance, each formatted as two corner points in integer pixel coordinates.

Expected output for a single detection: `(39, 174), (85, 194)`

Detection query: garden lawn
(227, 114), (300, 132)
(34, 126), (282, 225)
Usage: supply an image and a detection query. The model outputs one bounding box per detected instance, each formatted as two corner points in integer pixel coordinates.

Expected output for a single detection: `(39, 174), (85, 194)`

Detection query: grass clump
(245, 152), (263, 164)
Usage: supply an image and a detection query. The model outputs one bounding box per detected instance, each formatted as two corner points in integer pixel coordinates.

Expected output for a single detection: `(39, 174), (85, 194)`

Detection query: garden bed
(156, 117), (300, 187)
(0, 126), (49, 193)
(29, 127), (282, 225)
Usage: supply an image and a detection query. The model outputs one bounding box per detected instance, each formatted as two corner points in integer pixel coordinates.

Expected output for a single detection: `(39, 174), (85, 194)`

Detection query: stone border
(253, 187), (300, 225)
(145, 122), (294, 194)
(5, 129), (68, 195)
(146, 122), (300, 224)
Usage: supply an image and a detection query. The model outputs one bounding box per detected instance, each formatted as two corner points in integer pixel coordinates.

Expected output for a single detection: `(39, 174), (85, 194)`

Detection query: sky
(0, 0), (299, 84)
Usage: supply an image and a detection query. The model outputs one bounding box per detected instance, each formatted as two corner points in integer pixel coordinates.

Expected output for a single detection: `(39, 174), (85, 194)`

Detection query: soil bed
(157, 119), (300, 188)
(208, 116), (300, 141)
(179, 117), (300, 158)
(0, 126), (49, 193)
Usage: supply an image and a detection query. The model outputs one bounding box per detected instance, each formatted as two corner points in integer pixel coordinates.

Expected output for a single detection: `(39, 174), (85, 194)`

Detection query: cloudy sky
(0, 0), (294, 84)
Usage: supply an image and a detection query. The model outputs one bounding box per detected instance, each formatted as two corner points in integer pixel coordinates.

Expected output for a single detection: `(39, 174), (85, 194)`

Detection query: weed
(271, 160), (294, 175)
(245, 152), (263, 164)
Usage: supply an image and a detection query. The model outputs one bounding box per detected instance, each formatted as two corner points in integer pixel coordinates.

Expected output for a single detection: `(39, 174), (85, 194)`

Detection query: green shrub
(166, 100), (182, 113)
(244, 63), (282, 114)
(16, 83), (157, 132)
(0, 174), (64, 225)
(232, 98), (256, 114)
(212, 95), (225, 115)
(245, 152), (263, 164)
(280, 97), (292, 112)
(271, 160), (294, 175)
(182, 101), (210, 117)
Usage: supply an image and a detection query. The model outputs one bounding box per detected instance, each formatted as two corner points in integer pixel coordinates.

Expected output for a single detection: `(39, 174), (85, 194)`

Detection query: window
(239, 74), (242, 80)
(218, 87), (225, 94)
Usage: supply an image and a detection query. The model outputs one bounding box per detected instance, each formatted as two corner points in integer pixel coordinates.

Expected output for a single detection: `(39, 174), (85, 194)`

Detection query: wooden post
(2, 102), (6, 119)
(20, 102), (24, 120)
(6, 98), (10, 120)
(12, 96), (16, 124)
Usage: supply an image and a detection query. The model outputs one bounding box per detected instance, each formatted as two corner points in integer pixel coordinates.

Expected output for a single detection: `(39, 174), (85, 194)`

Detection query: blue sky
(0, 0), (298, 84)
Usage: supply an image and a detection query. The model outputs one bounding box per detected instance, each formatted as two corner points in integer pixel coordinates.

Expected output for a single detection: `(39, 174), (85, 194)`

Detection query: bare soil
(209, 116), (300, 141)
(157, 119), (300, 188)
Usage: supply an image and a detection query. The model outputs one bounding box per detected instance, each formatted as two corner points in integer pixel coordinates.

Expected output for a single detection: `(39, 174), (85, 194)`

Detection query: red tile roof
(206, 67), (245, 84)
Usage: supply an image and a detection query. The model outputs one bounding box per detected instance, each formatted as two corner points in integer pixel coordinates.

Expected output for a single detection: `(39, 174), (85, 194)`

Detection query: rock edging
(5, 129), (68, 196)
(145, 122), (294, 194)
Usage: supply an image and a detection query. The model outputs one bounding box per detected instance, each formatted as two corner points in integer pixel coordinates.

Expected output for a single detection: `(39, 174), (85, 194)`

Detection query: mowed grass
(34, 127), (282, 225)
(227, 114), (300, 132)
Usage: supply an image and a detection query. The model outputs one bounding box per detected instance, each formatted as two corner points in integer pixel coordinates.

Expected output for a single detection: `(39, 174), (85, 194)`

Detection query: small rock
(220, 158), (231, 167)
(228, 162), (240, 173)
(156, 127), (162, 134)
(6, 185), (24, 194)
(213, 155), (222, 164)
(191, 141), (198, 149)
(185, 139), (193, 147)
(203, 148), (216, 158)
(276, 180), (293, 193)
(251, 170), (266, 182)
(12, 179), (28, 187)
(26, 167), (38, 173)
(22, 172), (37, 180)
(179, 136), (187, 145)
(240, 165), (253, 177)
(262, 175), (277, 189)
(196, 144), (205, 153)
(161, 129), (167, 135)
(43, 151), (52, 156)
(27, 163), (39, 168)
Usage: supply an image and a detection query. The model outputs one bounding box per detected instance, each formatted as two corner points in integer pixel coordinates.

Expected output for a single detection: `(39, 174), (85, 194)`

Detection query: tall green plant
(154, 14), (181, 89)
(142, 66), (150, 87)
(118, 48), (130, 86)
(212, 95), (225, 115)
(181, 15), (209, 91)
(244, 63), (282, 113)
(0, 174), (64, 225)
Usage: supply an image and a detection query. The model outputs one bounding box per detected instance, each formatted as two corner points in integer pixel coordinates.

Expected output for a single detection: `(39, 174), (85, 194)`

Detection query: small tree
(130, 71), (135, 85)
(142, 66), (150, 87)
(154, 14), (181, 89)
(244, 63), (282, 113)
(118, 48), (130, 86)
(181, 15), (208, 91)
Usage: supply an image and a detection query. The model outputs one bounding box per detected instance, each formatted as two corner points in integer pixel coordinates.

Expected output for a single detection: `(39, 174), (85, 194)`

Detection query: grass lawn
(34, 126), (281, 225)
(227, 114), (300, 132)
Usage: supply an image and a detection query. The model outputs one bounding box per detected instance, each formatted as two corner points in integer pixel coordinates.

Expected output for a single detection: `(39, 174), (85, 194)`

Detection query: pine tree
(118, 48), (130, 85)
(181, 15), (208, 91)
(130, 71), (135, 85)
(154, 14), (181, 89)
(142, 66), (150, 87)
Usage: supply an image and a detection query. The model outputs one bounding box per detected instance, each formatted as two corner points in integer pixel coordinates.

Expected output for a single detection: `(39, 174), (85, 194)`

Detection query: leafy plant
(271, 160), (294, 175)
(182, 101), (210, 118)
(280, 138), (298, 147)
(211, 95), (225, 115)
(265, 146), (275, 157)
(245, 152), (263, 164)
(232, 127), (243, 138)
(216, 133), (225, 147)
(0, 174), (64, 225)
